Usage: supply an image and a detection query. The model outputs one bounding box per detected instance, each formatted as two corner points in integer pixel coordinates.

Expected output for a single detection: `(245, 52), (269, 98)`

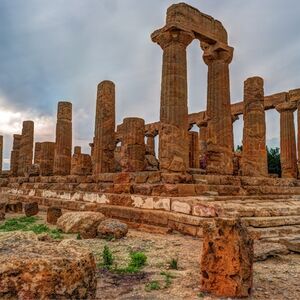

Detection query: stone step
(242, 216), (300, 227)
(248, 225), (300, 240)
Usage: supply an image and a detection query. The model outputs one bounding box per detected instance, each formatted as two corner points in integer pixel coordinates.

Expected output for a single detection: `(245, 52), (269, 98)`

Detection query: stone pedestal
(276, 102), (297, 178)
(188, 131), (199, 168)
(241, 77), (268, 176)
(40, 142), (55, 176)
(201, 218), (253, 298)
(201, 42), (234, 175)
(10, 134), (22, 176)
(152, 29), (194, 172)
(53, 102), (72, 175)
(93, 81), (116, 174)
(120, 117), (145, 172)
(18, 121), (34, 176)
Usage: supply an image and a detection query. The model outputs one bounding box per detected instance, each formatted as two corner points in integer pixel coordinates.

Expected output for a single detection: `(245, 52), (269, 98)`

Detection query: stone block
(24, 202), (39, 217)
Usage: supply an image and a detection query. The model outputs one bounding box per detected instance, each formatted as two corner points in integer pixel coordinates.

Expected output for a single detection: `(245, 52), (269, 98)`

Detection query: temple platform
(0, 172), (300, 246)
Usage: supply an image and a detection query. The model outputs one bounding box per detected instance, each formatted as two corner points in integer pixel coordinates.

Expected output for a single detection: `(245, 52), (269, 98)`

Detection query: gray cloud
(0, 0), (299, 169)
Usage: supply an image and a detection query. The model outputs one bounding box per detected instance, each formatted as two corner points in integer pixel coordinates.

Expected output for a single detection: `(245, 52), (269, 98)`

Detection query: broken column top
(57, 101), (72, 121)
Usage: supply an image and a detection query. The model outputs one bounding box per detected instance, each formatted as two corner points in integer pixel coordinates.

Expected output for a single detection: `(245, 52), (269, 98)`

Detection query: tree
(267, 147), (281, 177)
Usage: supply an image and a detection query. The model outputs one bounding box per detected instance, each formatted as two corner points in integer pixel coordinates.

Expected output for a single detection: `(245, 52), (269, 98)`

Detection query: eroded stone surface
(47, 206), (62, 225)
(24, 202), (39, 217)
(97, 218), (128, 239)
(201, 218), (253, 298)
(0, 232), (96, 299)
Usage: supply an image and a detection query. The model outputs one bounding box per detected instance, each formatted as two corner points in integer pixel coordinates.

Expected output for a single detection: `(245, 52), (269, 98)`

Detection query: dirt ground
(1, 213), (300, 300)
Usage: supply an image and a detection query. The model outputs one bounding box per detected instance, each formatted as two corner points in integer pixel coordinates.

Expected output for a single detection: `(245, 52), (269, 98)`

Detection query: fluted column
(120, 117), (145, 172)
(53, 101), (72, 175)
(10, 134), (21, 176)
(276, 102), (297, 178)
(152, 28), (194, 172)
(241, 77), (268, 176)
(197, 121), (208, 169)
(40, 142), (55, 176)
(297, 101), (300, 176)
(17, 120), (34, 176)
(201, 41), (234, 175)
(93, 80), (116, 175)
(34, 142), (42, 165)
(188, 131), (200, 168)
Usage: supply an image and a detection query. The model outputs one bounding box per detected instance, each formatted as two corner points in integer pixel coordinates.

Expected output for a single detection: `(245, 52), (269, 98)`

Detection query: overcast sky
(0, 0), (300, 169)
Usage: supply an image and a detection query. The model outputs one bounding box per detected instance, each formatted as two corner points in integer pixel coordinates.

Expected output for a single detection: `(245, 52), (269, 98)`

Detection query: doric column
(17, 120), (34, 176)
(241, 77), (268, 176)
(53, 101), (72, 175)
(10, 134), (22, 176)
(276, 102), (297, 178)
(188, 131), (200, 168)
(93, 80), (116, 175)
(201, 41), (234, 175)
(120, 117), (145, 172)
(40, 142), (55, 176)
(0, 135), (3, 174)
(152, 28), (194, 172)
(34, 142), (42, 165)
(297, 101), (300, 176)
(197, 120), (208, 169)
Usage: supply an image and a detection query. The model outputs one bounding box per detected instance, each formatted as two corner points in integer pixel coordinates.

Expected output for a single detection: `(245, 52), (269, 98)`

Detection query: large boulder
(24, 202), (39, 217)
(57, 211), (106, 239)
(0, 232), (96, 299)
(97, 218), (128, 239)
(47, 207), (62, 225)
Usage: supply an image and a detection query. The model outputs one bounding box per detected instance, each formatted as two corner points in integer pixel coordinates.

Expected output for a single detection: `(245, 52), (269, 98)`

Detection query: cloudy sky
(0, 0), (300, 169)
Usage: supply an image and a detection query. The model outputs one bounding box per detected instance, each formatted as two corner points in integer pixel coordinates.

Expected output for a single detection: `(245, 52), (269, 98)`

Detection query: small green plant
(197, 291), (205, 298)
(102, 245), (114, 269)
(168, 258), (178, 270)
(76, 233), (82, 240)
(160, 271), (175, 288)
(145, 280), (160, 292)
(129, 251), (147, 268)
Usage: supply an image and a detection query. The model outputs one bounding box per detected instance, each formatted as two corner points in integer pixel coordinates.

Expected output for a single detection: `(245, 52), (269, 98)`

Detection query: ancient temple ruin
(0, 3), (300, 245)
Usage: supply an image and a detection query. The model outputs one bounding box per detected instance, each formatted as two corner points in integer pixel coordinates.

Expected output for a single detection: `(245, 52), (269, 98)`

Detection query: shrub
(129, 251), (147, 268)
(102, 245), (114, 268)
(168, 258), (178, 270)
(145, 281), (160, 291)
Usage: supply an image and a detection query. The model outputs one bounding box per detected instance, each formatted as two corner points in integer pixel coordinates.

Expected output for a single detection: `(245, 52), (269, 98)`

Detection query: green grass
(160, 271), (176, 288)
(168, 258), (178, 270)
(145, 281), (160, 292)
(0, 216), (62, 239)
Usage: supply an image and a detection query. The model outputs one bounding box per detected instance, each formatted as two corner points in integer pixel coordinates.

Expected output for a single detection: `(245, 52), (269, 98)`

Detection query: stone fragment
(24, 202), (39, 217)
(47, 207), (62, 225)
(5, 202), (23, 213)
(283, 237), (300, 253)
(97, 218), (128, 239)
(57, 211), (106, 239)
(93, 80), (116, 174)
(53, 101), (72, 175)
(17, 121), (34, 176)
(0, 232), (96, 299)
(241, 77), (268, 176)
(254, 242), (289, 261)
(201, 218), (253, 298)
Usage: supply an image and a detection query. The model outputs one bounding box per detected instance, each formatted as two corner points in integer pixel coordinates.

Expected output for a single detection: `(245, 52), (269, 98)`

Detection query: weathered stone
(0, 212), (4, 220)
(198, 122), (207, 169)
(283, 237), (300, 253)
(17, 121), (34, 176)
(97, 218), (128, 239)
(188, 131), (200, 168)
(0, 232), (96, 299)
(10, 134), (22, 176)
(254, 242), (289, 261)
(241, 77), (268, 176)
(71, 147), (92, 175)
(201, 41), (234, 175)
(57, 211), (106, 239)
(40, 142), (55, 176)
(53, 101), (72, 175)
(201, 218), (253, 298)
(120, 118), (145, 172)
(34, 142), (42, 165)
(5, 202), (23, 213)
(276, 101), (297, 178)
(47, 206), (62, 225)
(93, 80), (116, 174)
(152, 28), (193, 172)
(24, 202), (39, 217)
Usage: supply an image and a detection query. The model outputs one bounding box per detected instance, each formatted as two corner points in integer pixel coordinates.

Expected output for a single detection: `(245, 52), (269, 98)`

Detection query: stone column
(145, 133), (155, 156)
(198, 121), (208, 169)
(10, 134), (22, 176)
(297, 101), (300, 176)
(120, 117), (145, 172)
(34, 142), (42, 165)
(93, 81), (116, 175)
(201, 41), (234, 175)
(188, 131), (200, 168)
(152, 28), (194, 172)
(276, 102), (297, 178)
(0, 135), (3, 174)
(40, 142), (55, 176)
(53, 101), (72, 175)
(241, 77), (268, 176)
(17, 120), (34, 176)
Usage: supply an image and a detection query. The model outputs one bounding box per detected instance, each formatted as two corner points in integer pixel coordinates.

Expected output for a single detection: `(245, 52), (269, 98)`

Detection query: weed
(145, 281), (160, 292)
(197, 291), (205, 298)
(129, 251), (147, 268)
(76, 233), (82, 240)
(168, 258), (178, 270)
(102, 245), (114, 269)
(160, 271), (176, 288)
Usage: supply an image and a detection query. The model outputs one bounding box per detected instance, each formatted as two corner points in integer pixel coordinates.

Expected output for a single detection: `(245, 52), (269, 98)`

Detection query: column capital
(151, 28), (194, 50)
(275, 101), (297, 113)
(200, 41), (233, 65)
